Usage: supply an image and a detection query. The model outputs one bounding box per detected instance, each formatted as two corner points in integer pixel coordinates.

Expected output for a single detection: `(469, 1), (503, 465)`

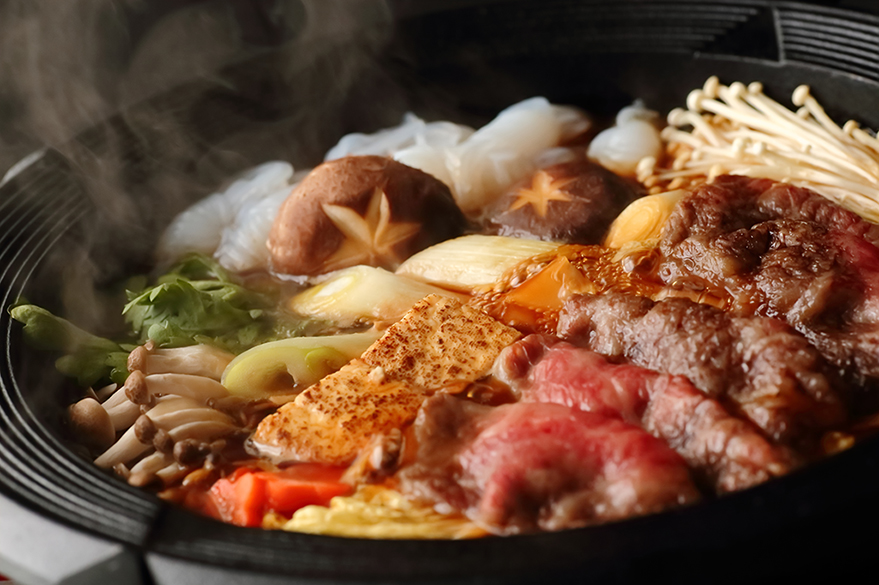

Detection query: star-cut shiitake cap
(268, 156), (467, 276)
(485, 158), (643, 244)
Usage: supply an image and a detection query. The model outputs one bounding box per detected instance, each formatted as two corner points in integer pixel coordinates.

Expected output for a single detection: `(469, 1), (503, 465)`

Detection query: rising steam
(0, 0), (402, 332)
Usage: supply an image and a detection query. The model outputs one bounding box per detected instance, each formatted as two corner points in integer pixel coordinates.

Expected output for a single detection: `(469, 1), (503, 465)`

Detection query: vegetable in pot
(123, 254), (273, 352)
(396, 235), (560, 292)
(209, 465), (352, 528)
(289, 265), (464, 328)
(603, 189), (687, 249)
(221, 330), (381, 400)
(9, 303), (131, 386)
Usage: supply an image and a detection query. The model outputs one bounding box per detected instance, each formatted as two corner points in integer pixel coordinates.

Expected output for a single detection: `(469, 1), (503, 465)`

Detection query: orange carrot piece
(209, 465), (352, 527)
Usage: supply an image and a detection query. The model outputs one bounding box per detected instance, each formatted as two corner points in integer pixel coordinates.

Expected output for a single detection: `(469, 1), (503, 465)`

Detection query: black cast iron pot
(2, 1), (879, 583)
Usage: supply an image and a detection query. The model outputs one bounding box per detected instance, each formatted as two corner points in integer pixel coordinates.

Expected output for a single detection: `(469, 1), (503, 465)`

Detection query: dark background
(0, 0), (878, 178)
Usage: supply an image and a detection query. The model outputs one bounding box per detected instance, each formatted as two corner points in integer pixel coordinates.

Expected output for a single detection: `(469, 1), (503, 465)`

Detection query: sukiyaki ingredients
(251, 359), (428, 465)
(10, 304), (131, 386)
(341, 428), (413, 486)
(325, 112), (474, 162)
(251, 295), (520, 465)
(29, 84), (879, 538)
(123, 255), (277, 353)
(156, 161), (302, 273)
(496, 335), (794, 492)
(268, 485), (487, 539)
(68, 397), (116, 451)
(640, 77), (879, 222)
(485, 158), (643, 243)
(94, 391), (238, 469)
(655, 175), (879, 389)
(358, 295), (521, 390)
(101, 386), (144, 431)
(267, 156), (466, 277)
(220, 330), (381, 401)
(603, 189), (687, 249)
(129, 452), (186, 487)
(396, 235), (559, 292)
(209, 465), (352, 528)
(127, 342), (234, 380)
(288, 266), (463, 328)
(398, 395), (700, 534)
(587, 102), (663, 177)
(558, 294), (846, 445)
(122, 370), (230, 404)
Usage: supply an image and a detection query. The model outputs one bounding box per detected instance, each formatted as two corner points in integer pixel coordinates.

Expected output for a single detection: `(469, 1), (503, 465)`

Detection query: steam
(0, 0), (398, 165)
(0, 0), (404, 335)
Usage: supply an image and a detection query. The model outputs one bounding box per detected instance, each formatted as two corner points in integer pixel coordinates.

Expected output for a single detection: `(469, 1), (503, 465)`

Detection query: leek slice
(221, 330), (380, 399)
(396, 235), (560, 292)
(289, 266), (461, 328)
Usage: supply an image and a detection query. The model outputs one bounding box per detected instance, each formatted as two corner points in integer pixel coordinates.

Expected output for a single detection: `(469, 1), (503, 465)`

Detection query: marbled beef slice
(397, 394), (699, 534)
(497, 334), (794, 493)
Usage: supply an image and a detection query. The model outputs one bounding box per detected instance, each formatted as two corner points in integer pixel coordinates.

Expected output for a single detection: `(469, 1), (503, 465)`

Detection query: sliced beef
(758, 181), (879, 247)
(558, 294), (846, 445)
(398, 394), (699, 534)
(495, 334), (793, 492)
(661, 176), (879, 249)
(657, 175), (879, 389)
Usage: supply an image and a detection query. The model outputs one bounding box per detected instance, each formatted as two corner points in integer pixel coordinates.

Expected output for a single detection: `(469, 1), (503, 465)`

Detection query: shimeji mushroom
(76, 343), (246, 487)
(122, 370), (230, 405)
(127, 342), (234, 381)
(94, 394), (240, 471)
(638, 76), (879, 222)
(68, 398), (115, 451)
(128, 452), (193, 488)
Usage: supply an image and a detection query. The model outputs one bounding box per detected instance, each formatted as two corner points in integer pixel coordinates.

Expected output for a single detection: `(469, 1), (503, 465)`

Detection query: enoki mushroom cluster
(638, 76), (879, 223)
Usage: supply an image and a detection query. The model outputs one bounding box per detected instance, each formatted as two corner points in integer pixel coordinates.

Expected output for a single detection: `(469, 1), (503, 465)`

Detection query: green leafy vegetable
(9, 304), (131, 386)
(122, 254), (272, 353)
(11, 254), (318, 388)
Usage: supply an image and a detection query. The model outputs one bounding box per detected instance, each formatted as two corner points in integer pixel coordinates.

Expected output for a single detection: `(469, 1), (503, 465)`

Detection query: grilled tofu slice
(251, 294), (521, 465)
(251, 360), (426, 465)
(362, 294), (522, 389)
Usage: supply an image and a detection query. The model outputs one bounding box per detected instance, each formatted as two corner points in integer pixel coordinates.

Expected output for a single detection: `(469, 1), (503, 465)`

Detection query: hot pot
(2, 1), (879, 583)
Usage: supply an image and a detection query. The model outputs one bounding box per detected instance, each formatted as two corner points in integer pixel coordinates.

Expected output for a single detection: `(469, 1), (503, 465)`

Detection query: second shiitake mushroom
(484, 157), (643, 244)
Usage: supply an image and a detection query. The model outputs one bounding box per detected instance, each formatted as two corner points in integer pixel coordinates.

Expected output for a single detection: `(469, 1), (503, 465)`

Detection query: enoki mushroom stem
(640, 76), (879, 223)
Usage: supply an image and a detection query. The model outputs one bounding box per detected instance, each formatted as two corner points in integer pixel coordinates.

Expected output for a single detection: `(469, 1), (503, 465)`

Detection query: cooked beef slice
(397, 394), (699, 534)
(661, 176), (879, 249)
(657, 176), (879, 389)
(558, 294), (846, 445)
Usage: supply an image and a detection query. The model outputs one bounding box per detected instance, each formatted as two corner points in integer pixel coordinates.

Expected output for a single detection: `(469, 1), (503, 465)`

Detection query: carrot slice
(211, 470), (266, 527)
(209, 465), (352, 527)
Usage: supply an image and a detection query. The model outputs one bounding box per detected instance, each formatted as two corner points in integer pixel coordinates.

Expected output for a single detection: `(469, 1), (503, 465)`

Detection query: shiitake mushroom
(268, 156), (467, 277)
(485, 158), (643, 244)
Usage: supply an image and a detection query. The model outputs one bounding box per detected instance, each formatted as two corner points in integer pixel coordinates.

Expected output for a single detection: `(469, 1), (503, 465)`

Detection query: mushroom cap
(485, 158), (643, 244)
(268, 156), (467, 276)
(69, 398), (116, 451)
